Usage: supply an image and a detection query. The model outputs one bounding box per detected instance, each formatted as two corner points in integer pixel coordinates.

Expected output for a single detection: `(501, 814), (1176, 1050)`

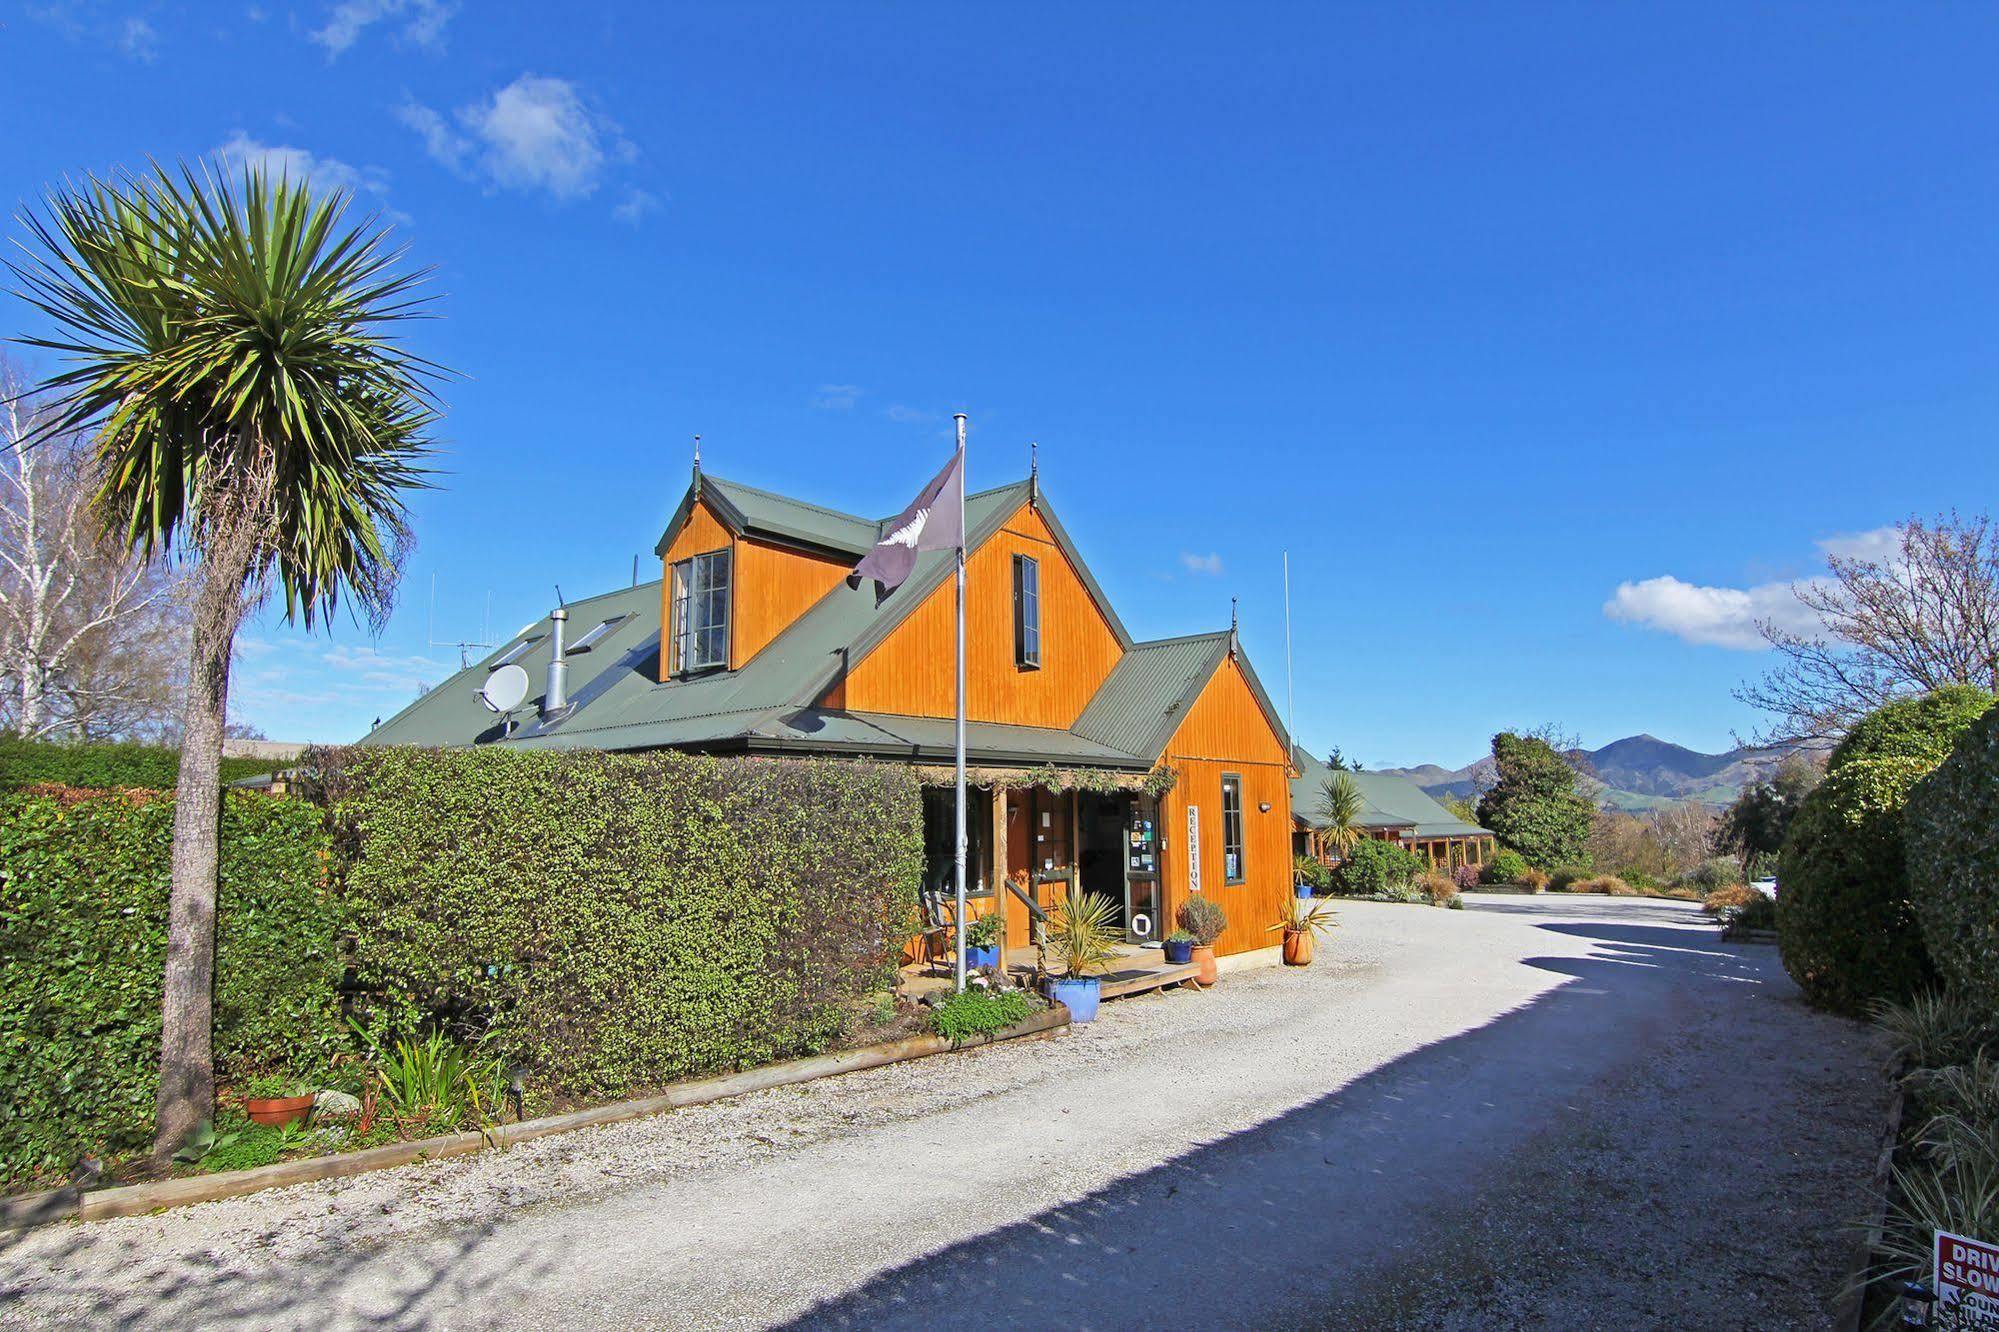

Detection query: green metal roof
(653, 472), (884, 559)
(368, 471), (1282, 772)
(1290, 747), (1491, 839)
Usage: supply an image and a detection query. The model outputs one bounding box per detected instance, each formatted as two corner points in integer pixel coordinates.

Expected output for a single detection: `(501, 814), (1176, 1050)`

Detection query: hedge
(0, 736), (288, 791)
(1907, 706), (1999, 1011)
(327, 747), (925, 1100)
(1479, 848), (1531, 886)
(1776, 757), (1935, 1017)
(1336, 838), (1426, 896)
(0, 791), (348, 1183)
(1827, 686), (1994, 774)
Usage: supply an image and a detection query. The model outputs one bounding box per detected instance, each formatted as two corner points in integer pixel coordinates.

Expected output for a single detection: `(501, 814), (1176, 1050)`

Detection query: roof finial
(1028, 440), (1039, 506)
(691, 434), (703, 496)
(1229, 596), (1239, 655)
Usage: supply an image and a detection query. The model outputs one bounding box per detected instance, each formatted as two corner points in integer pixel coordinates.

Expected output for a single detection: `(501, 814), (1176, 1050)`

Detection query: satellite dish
(479, 663), (530, 714)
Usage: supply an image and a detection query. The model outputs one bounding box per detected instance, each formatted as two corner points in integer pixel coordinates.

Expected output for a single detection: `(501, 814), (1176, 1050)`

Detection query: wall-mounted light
(1257, 802), (1272, 813)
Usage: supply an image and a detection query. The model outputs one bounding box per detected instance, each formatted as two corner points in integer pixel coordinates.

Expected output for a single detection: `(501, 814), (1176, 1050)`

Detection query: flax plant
(9, 163), (442, 1158)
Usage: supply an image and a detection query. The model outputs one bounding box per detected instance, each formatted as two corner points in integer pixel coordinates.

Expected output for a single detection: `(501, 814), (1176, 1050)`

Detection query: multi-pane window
(1221, 774), (1245, 884)
(670, 549), (731, 674)
(1013, 553), (1041, 669)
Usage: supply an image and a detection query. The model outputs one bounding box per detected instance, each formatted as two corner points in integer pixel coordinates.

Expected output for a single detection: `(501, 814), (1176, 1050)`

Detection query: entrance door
(1123, 795), (1163, 944)
(1079, 794), (1128, 931)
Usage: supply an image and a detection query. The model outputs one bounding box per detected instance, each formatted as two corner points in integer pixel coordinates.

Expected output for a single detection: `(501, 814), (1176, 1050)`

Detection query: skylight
(491, 634), (543, 668)
(567, 614), (630, 655)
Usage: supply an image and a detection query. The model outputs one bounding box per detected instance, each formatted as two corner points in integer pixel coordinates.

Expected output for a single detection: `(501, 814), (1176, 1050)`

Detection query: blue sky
(6, 2), (1997, 768)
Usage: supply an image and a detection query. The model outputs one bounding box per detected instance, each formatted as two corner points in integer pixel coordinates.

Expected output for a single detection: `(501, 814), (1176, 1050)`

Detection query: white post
(953, 412), (970, 994)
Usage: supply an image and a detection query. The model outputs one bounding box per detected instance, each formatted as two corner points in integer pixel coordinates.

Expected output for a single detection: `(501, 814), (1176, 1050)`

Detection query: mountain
(1375, 734), (1803, 811)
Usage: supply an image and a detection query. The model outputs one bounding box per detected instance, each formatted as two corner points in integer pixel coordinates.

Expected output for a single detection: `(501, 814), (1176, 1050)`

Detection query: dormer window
(670, 549), (731, 674)
(1013, 553), (1041, 669)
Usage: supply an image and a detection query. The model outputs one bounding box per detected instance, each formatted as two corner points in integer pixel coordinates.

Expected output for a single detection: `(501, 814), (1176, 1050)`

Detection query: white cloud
(212, 131), (390, 203)
(812, 384), (862, 410)
(230, 635), (455, 740)
(312, 0), (454, 57)
(118, 16), (157, 61)
(611, 187), (660, 227)
(1180, 551), (1225, 576)
(1819, 525), (1902, 565)
(405, 74), (630, 202)
(886, 404), (940, 425)
(1603, 575), (1825, 650)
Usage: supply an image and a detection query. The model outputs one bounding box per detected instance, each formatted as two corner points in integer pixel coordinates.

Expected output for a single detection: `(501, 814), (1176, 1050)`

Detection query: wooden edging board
(1830, 1063), (1909, 1332)
(1, 1004), (1071, 1232)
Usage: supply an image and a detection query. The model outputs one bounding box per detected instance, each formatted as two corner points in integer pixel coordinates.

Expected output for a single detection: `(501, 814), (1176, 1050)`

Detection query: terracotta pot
(243, 1094), (315, 1128)
(1191, 944), (1218, 985)
(1281, 927), (1314, 967)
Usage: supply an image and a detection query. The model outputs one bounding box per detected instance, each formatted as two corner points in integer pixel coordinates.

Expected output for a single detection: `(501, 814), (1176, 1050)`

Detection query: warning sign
(1937, 1230), (1999, 1328)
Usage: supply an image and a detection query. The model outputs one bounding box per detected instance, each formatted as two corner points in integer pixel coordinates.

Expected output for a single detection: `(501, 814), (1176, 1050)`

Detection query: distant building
(1291, 747), (1496, 870)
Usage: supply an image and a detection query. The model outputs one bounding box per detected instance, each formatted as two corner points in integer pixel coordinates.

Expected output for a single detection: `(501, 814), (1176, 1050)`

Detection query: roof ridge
(702, 474), (876, 529)
(1126, 629), (1231, 650)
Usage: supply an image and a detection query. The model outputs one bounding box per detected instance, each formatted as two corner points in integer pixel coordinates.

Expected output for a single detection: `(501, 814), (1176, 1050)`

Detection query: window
(491, 634), (543, 668)
(567, 613), (630, 655)
(1221, 774), (1245, 884)
(670, 549), (731, 674)
(1013, 553), (1041, 669)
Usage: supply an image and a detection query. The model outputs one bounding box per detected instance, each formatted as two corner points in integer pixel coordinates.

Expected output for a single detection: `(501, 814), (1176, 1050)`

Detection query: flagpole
(953, 412), (969, 994)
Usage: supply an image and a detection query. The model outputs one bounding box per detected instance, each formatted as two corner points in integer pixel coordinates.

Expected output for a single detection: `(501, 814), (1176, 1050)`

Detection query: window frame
(1221, 772), (1246, 886)
(669, 548), (732, 676)
(566, 613), (631, 656)
(491, 634), (544, 668)
(1012, 552), (1042, 670)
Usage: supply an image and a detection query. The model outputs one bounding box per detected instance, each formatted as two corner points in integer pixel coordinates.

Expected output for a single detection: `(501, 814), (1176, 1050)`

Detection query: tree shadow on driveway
(782, 920), (1864, 1332)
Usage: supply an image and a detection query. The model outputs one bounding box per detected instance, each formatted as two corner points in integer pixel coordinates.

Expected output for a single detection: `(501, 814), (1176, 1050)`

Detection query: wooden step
(1098, 961), (1201, 999)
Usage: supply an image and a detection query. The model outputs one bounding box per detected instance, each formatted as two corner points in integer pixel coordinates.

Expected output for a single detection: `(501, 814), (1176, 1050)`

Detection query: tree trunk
(151, 525), (256, 1162)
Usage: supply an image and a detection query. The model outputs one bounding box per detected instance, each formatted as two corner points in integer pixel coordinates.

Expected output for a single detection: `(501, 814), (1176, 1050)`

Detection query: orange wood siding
(730, 538), (850, 669)
(658, 501), (733, 682)
(834, 501), (1123, 728)
(1156, 654), (1293, 958)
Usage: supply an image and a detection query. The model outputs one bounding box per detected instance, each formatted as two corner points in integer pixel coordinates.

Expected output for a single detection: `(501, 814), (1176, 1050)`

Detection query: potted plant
(1267, 894), (1338, 966)
(1044, 891), (1119, 1022)
(965, 912), (1005, 970)
(1163, 930), (1196, 966)
(239, 1072), (315, 1128)
(1176, 895), (1227, 985)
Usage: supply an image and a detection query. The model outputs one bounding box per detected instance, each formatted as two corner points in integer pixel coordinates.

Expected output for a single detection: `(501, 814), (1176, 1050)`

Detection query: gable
(830, 499), (1125, 729)
(1163, 653), (1290, 767)
(658, 499), (857, 673)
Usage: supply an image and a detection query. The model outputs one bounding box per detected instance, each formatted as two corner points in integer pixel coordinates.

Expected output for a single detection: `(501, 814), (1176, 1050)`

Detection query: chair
(915, 887), (957, 976)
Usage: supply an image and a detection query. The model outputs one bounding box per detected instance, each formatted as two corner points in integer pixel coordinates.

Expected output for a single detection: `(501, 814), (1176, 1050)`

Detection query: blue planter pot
(1295, 882), (1314, 899)
(1048, 977), (1101, 1023)
(965, 943), (1001, 969)
(1162, 939), (1194, 965)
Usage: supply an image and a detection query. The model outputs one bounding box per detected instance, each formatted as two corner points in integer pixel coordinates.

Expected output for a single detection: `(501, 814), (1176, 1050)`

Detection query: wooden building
(371, 464), (1295, 961)
(1290, 748), (1497, 871)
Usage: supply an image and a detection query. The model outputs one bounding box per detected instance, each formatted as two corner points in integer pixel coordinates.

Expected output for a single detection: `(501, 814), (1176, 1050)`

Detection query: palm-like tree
(1318, 772), (1366, 861)
(11, 164), (440, 1157)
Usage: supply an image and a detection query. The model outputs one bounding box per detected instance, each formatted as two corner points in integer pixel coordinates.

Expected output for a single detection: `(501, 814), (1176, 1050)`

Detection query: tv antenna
(428, 573), (498, 667)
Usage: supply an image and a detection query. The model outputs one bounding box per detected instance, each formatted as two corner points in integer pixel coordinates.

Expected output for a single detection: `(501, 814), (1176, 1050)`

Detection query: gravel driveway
(0, 893), (1884, 1330)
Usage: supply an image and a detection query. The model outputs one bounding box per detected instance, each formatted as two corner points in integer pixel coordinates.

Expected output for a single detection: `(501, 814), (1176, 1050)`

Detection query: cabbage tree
(10, 164), (440, 1157)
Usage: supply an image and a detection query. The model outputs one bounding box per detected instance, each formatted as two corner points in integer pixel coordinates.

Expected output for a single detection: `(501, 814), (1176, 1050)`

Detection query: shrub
(1777, 756), (1935, 1017)
(1293, 855), (1334, 894)
(1416, 871), (1460, 907)
(1702, 882), (1757, 917)
(1874, 992), (1999, 1071)
(1574, 875), (1636, 896)
(1828, 685), (1994, 774)
(1480, 849), (1531, 886)
(1450, 862), (1482, 893)
(1546, 864), (1591, 892)
(327, 746), (924, 1102)
(1336, 839), (1425, 896)
(1520, 869), (1550, 892)
(1907, 705), (1999, 1012)
(0, 790), (347, 1184)
(929, 989), (1035, 1042)
(0, 736), (286, 790)
(1620, 868), (1659, 891)
(1176, 894), (1227, 947)
(1680, 857), (1744, 894)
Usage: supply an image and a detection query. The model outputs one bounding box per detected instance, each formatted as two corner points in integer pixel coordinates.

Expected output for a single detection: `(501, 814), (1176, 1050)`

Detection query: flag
(848, 446), (965, 595)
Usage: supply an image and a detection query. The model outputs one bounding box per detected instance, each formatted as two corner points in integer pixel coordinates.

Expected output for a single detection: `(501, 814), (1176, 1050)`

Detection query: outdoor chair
(915, 887), (958, 976)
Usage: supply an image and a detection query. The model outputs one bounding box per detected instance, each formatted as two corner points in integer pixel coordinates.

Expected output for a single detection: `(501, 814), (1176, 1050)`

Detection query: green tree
(1717, 756), (1822, 868)
(1475, 732), (1594, 868)
(11, 165), (441, 1157)
(1317, 772), (1366, 859)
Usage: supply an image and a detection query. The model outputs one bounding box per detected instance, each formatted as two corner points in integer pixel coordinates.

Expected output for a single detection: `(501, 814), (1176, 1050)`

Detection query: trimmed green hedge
(1776, 757), (1935, 1017)
(1907, 707), (1999, 1011)
(0, 791), (348, 1182)
(0, 737), (288, 791)
(329, 747), (924, 1100)
(1827, 686), (1994, 774)
(1336, 838), (1426, 896)
(1479, 848), (1531, 886)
